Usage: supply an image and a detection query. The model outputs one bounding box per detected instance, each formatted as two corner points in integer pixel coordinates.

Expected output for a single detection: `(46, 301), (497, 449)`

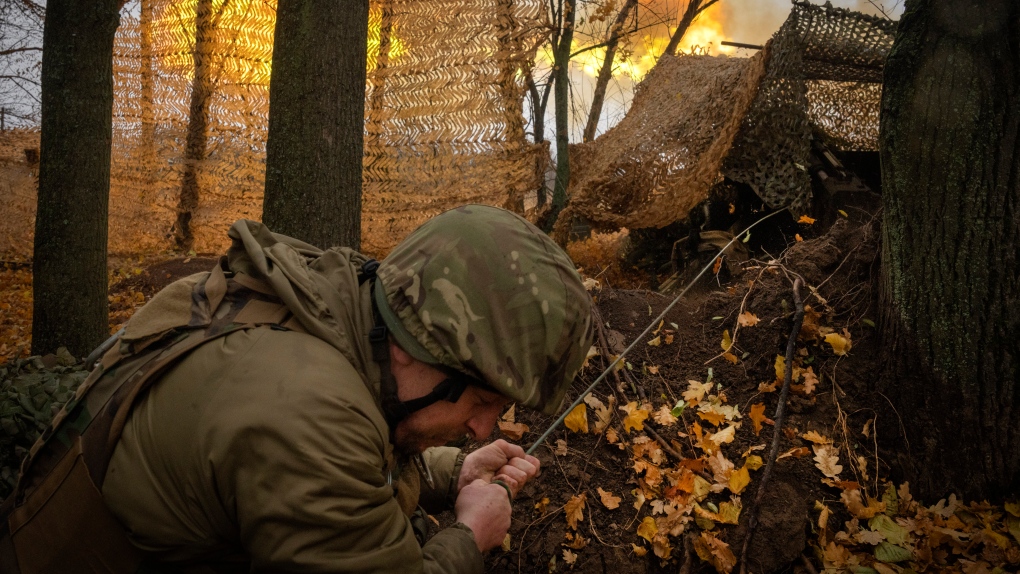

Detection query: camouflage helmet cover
(375, 205), (594, 415)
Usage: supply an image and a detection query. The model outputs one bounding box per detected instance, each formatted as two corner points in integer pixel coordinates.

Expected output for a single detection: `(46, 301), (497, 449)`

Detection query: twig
(645, 424), (714, 484)
(738, 278), (805, 574)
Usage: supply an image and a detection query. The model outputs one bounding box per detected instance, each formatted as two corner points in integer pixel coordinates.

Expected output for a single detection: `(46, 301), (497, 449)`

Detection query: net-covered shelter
(0, 0), (545, 259)
(557, 1), (896, 235)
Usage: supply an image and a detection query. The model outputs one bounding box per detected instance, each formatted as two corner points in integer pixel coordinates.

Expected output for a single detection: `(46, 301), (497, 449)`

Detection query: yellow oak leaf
(620, 401), (649, 432)
(841, 489), (886, 519)
(825, 331), (852, 355)
(698, 410), (727, 426)
(535, 497), (550, 514)
(802, 430), (831, 444)
(758, 381), (777, 393)
(637, 516), (658, 542)
(749, 403), (767, 436)
(729, 465), (750, 494)
(744, 455), (763, 470)
(647, 365), (660, 374)
(498, 420), (529, 440)
(799, 367), (819, 394)
(737, 312), (759, 327)
(564, 403), (588, 433)
(597, 487), (621, 510)
(684, 380), (714, 405)
(694, 531), (737, 574)
(564, 493), (586, 530)
(653, 405), (677, 426)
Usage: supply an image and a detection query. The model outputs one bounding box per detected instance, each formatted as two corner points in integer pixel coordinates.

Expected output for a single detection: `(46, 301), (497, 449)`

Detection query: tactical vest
(0, 262), (321, 574)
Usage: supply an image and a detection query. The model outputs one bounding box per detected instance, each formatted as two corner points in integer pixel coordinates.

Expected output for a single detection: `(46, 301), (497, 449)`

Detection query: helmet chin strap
(363, 261), (470, 428)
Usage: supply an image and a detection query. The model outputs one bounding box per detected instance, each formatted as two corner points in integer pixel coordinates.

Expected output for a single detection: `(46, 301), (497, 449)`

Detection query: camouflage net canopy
(0, 0), (544, 259)
(561, 1), (895, 233)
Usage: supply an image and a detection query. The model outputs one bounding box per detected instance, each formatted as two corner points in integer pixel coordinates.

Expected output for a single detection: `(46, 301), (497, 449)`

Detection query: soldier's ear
(389, 339), (416, 367)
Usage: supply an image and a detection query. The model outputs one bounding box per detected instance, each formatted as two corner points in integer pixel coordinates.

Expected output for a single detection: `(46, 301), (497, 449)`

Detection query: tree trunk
(526, 72), (548, 207)
(878, 0), (1020, 500)
(174, 0), (214, 252)
(662, 0), (716, 57)
(138, 0), (157, 195)
(546, 0), (575, 231)
(582, 0), (636, 142)
(31, 0), (121, 357)
(262, 0), (368, 250)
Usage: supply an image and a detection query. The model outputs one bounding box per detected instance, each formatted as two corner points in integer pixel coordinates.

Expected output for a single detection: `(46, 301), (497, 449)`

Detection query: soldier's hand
(459, 439), (541, 498)
(455, 479), (512, 552)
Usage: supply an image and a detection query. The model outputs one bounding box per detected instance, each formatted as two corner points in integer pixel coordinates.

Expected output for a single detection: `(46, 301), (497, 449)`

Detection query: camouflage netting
(0, 352), (88, 500)
(0, 0), (544, 260)
(561, 1), (896, 233)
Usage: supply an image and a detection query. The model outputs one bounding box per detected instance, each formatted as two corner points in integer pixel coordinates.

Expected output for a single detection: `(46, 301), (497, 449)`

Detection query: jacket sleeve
(206, 331), (484, 574)
(417, 447), (464, 514)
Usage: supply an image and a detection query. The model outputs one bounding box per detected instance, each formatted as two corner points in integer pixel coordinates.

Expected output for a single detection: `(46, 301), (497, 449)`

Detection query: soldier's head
(375, 205), (594, 451)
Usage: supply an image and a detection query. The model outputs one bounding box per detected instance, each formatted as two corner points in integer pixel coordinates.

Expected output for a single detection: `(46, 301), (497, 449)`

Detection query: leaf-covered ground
(2, 220), (1019, 573)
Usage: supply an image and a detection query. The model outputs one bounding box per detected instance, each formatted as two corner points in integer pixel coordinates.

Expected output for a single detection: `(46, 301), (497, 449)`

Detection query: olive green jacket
(101, 221), (483, 573)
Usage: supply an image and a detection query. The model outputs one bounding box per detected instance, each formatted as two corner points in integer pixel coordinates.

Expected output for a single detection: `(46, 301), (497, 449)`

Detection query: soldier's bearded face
(390, 344), (508, 454)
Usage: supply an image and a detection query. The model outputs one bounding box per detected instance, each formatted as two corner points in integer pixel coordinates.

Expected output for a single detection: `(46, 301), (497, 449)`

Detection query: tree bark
(174, 0), (214, 252)
(262, 0), (368, 250)
(582, 0), (636, 142)
(878, 0), (1020, 500)
(546, 0), (575, 231)
(31, 0), (121, 357)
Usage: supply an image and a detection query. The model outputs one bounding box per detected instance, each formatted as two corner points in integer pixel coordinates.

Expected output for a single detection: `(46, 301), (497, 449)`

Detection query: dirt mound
(480, 216), (884, 573)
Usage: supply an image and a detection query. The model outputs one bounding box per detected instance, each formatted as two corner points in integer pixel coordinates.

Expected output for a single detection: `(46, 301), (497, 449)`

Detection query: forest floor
(1, 214), (1018, 573)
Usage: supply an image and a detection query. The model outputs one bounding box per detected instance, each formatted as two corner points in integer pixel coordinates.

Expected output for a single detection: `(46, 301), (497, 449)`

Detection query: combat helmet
(373, 205), (594, 419)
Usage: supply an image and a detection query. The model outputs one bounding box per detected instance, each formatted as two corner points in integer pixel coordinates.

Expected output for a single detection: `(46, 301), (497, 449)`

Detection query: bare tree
(0, 0), (44, 127)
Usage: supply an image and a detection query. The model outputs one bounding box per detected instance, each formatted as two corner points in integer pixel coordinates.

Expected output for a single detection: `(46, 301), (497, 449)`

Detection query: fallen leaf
(777, 446), (811, 460)
(869, 515), (908, 546)
(842, 489), (886, 519)
(647, 335), (661, 347)
(720, 330), (733, 352)
(498, 420), (529, 440)
(535, 497), (550, 514)
(637, 516), (658, 542)
(874, 541), (912, 563)
(684, 380), (714, 405)
(564, 532), (589, 549)
(737, 312), (759, 327)
(795, 234), (803, 242)
(501, 533), (511, 551)
(564, 403), (588, 433)
(606, 427), (621, 445)
(598, 487), (621, 510)
(565, 493), (586, 530)
(631, 544), (648, 556)
(744, 455), (763, 471)
(707, 424), (737, 447)
(749, 403), (767, 436)
(855, 528), (885, 545)
(798, 214), (816, 225)
(813, 444), (843, 478)
(555, 439), (568, 456)
(654, 404), (677, 426)
(698, 410), (728, 426)
(620, 401), (649, 432)
(664, 333), (674, 345)
(799, 367), (818, 394)
(728, 466), (750, 494)
(562, 549), (577, 565)
(722, 352), (739, 364)
(825, 332), (852, 355)
(758, 381), (777, 393)
(822, 541), (850, 568)
(774, 355), (786, 381)
(693, 531), (737, 574)
(802, 430), (831, 444)
(712, 257), (722, 275)
(651, 534), (673, 559)
(501, 403), (517, 422)
(647, 365), (660, 375)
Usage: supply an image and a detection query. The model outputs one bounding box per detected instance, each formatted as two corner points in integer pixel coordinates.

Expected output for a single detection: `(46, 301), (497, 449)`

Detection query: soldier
(0, 205), (594, 573)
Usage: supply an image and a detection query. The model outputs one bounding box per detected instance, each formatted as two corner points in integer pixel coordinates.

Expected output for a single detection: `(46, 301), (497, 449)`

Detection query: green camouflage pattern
(377, 205), (594, 415)
(0, 351), (88, 501)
